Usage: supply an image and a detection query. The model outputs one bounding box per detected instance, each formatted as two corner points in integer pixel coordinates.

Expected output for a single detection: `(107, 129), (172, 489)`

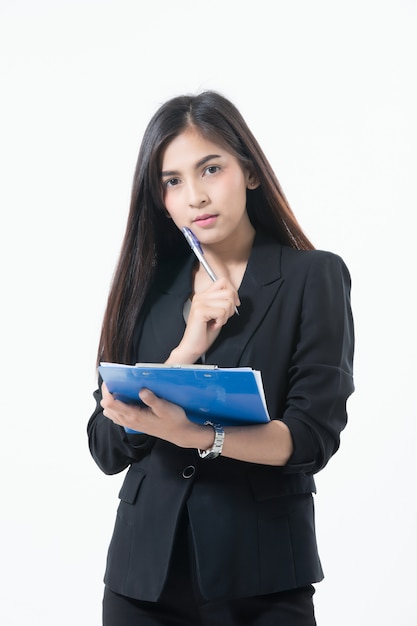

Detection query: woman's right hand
(166, 277), (240, 364)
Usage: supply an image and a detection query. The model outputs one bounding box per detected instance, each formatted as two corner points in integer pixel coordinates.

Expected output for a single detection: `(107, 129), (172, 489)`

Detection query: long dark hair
(97, 90), (314, 365)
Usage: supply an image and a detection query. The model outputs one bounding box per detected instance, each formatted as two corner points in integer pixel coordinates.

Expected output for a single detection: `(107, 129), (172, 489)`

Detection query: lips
(193, 214), (218, 227)
(194, 213), (216, 222)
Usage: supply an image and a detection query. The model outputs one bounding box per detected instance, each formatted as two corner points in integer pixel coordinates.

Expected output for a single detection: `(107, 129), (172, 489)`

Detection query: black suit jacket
(88, 231), (354, 601)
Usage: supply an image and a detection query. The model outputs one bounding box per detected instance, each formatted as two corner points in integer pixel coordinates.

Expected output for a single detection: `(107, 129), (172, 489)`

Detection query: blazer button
(182, 465), (196, 479)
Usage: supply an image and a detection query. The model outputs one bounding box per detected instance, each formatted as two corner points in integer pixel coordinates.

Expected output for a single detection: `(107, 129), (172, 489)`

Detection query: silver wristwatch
(198, 421), (225, 460)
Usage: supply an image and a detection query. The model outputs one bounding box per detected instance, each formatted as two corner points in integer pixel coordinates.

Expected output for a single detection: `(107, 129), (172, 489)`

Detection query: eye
(164, 177), (180, 188)
(204, 165), (220, 176)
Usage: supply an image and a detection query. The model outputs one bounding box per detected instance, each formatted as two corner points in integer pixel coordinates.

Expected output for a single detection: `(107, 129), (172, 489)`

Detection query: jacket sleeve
(87, 382), (155, 475)
(282, 251), (355, 475)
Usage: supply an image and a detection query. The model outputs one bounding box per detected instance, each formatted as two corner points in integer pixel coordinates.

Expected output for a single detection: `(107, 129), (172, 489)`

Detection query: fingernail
(139, 388), (150, 401)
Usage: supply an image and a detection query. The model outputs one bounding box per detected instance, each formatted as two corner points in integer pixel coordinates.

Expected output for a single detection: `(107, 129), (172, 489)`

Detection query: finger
(192, 295), (236, 319)
(138, 388), (157, 408)
(207, 301), (236, 323)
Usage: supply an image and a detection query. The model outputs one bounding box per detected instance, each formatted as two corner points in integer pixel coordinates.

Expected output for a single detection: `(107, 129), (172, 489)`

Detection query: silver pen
(182, 227), (239, 316)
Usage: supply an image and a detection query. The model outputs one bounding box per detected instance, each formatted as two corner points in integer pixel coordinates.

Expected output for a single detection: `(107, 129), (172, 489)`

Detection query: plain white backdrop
(1, 1), (416, 624)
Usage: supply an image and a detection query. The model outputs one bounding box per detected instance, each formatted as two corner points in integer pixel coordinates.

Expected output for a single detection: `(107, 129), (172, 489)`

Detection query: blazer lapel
(207, 231), (284, 366)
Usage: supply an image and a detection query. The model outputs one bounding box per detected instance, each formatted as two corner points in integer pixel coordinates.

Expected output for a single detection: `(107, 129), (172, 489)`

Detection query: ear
(247, 173), (260, 190)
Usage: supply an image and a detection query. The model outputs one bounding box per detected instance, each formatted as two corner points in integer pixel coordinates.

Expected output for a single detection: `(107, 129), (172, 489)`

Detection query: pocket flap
(248, 467), (314, 501)
(118, 468), (146, 504)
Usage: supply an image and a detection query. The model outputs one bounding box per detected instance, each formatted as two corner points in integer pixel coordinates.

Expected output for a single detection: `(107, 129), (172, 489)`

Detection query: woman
(87, 90), (354, 625)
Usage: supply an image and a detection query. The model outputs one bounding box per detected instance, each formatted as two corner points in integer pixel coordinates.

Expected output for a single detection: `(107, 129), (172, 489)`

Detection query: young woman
(87, 90), (354, 625)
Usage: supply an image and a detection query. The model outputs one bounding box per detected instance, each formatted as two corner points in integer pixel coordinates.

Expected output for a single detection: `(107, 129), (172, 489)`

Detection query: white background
(1, 1), (416, 624)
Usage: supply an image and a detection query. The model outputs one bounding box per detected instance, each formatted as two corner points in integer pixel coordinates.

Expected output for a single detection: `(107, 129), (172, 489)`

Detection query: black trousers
(102, 513), (317, 626)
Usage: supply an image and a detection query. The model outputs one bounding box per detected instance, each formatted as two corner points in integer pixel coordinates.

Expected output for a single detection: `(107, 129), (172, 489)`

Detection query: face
(160, 127), (256, 248)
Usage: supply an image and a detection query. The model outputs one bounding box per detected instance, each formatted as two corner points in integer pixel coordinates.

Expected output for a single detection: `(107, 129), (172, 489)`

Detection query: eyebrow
(161, 154), (222, 178)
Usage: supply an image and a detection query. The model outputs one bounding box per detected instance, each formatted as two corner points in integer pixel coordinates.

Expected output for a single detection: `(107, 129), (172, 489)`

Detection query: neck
(203, 221), (256, 268)
(196, 222), (256, 291)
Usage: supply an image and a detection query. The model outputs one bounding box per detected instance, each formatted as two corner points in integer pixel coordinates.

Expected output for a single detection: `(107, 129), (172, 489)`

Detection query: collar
(158, 229), (283, 296)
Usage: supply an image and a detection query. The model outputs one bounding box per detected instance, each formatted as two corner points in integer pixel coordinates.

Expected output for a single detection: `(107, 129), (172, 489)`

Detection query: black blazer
(88, 230), (354, 602)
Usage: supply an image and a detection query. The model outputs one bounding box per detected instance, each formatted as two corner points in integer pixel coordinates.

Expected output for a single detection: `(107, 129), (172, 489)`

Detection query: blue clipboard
(98, 362), (270, 428)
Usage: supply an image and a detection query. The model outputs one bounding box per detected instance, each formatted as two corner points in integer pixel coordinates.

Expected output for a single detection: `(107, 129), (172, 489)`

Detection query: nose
(187, 179), (208, 208)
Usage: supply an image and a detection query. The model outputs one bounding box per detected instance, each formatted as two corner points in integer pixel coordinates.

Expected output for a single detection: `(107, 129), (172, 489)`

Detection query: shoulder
(281, 245), (348, 268)
(249, 231), (351, 289)
(281, 246), (351, 285)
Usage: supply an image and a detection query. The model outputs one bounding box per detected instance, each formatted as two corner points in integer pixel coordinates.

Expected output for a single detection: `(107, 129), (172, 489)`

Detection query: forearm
(131, 388), (293, 467)
(193, 420), (294, 467)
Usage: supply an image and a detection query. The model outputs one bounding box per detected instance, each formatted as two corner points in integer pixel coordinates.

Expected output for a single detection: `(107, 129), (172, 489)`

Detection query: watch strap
(198, 421), (224, 460)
